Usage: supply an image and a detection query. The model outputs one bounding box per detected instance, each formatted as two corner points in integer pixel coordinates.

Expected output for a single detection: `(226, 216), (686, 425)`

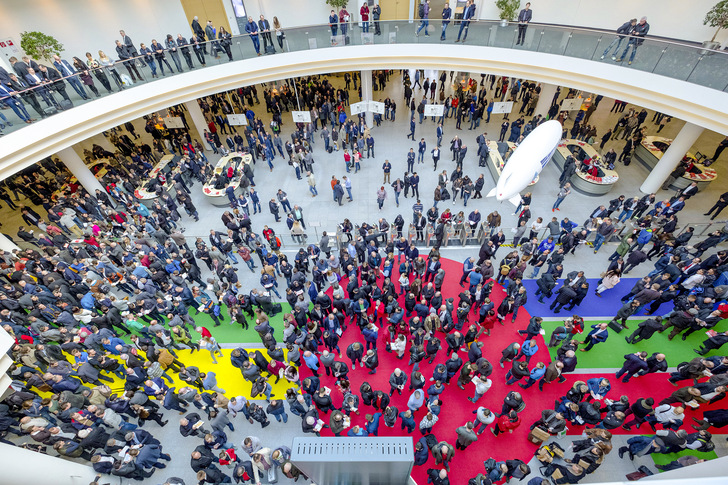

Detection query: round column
(640, 122), (704, 194)
(185, 101), (213, 150)
(56, 147), (105, 195)
(361, 69), (374, 128)
(534, 83), (558, 118)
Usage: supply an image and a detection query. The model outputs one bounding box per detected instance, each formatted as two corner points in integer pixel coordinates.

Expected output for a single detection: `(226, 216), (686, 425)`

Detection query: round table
(552, 140), (619, 195)
(634, 136), (718, 190)
(202, 153), (254, 206)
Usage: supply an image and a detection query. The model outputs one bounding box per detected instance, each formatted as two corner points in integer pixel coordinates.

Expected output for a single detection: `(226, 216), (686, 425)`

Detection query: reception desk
(202, 153), (254, 206)
(133, 154), (177, 206)
(552, 139), (619, 195)
(634, 136), (718, 190)
(486, 140), (538, 186)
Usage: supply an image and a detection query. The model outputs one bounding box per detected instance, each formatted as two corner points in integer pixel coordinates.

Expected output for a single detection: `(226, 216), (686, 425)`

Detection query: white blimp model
(487, 119), (562, 206)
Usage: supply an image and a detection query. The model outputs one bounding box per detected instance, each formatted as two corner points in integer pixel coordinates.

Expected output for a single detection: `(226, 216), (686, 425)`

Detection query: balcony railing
(1, 19), (726, 139)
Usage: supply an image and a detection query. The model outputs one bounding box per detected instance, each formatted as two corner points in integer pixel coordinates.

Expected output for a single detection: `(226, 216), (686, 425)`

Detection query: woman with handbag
(85, 53), (113, 93)
(273, 17), (285, 51)
(218, 27), (233, 61)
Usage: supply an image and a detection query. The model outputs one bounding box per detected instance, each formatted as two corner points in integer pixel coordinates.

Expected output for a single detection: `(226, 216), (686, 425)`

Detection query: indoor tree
(20, 31), (64, 62)
(495, 0), (521, 21)
(704, 0), (728, 42)
(326, 0), (348, 9)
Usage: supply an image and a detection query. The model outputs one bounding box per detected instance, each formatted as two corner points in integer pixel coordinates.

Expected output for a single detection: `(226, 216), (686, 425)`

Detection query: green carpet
(650, 447), (717, 469)
(542, 320), (724, 368)
(122, 302), (295, 344)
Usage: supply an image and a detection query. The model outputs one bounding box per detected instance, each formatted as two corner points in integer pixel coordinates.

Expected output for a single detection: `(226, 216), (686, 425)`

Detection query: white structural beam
(0, 44), (726, 182)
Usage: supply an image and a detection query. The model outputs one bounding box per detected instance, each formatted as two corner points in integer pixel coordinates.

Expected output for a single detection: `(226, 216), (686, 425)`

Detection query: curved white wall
(0, 43), (726, 180)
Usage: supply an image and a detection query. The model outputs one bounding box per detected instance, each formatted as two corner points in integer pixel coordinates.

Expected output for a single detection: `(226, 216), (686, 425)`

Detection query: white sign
(369, 101), (385, 114)
(227, 114), (248, 126)
(291, 111), (311, 123)
(331, 35), (345, 47)
(164, 117), (185, 129)
(361, 33), (374, 45)
(490, 102), (514, 114)
(560, 98), (582, 111)
(424, 104), (444, 117)
(308, 38), (318, 50)
(350, 102), (368, 116)
(389, 32), (397, 44)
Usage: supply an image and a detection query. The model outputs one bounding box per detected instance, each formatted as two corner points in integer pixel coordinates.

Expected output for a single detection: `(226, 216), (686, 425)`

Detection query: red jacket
(497, 414), (521, 432)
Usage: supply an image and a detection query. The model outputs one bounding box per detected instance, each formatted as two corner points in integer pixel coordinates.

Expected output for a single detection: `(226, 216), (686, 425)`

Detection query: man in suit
(176, 34), (195, 69)
(115, 40), (141, 81)
(119, 30), (139, 57)
(8, 74), (43, 117)
(24, 67), (57, 108)
(259, 16), (274, 52)
(0, 66), (11, 86)
(191, 16), (207, 53)
(190, 34), (206, 65)
(0, 84), (33, 123)
(38, 65), (71, 104)
(205, 21), (220, 58)
(52, 55), (88, 99)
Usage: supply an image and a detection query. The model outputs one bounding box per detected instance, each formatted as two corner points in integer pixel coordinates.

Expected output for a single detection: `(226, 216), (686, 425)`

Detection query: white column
(0, 233), (20, 252)
(534, 83), (558, 118)
(640, 122), (704, 194)
(56, 147), (105, 195)
(361, 69), (374, 128)
(185, 101), (212, 150)
(0, 442), (97, 485)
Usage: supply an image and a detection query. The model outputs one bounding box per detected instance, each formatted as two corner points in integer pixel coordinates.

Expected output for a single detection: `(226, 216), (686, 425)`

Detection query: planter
(500, 19), (509, 27)
(700, 40), (721, 55)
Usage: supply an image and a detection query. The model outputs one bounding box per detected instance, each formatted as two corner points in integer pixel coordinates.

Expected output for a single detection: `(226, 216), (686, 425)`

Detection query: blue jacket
(245, 21), (259, 36)
(522, 340), (539, 356)
(587, 324), (609, 343)
(365, 412), (382, 435)
(586, 377), (611, 398)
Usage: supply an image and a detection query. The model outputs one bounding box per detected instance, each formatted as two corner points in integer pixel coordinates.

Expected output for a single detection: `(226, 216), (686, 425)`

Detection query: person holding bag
(273, 17), (285, 51)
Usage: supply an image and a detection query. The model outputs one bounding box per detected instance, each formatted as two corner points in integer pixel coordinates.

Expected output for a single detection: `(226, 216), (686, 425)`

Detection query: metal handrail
(1, 18), (727, 139)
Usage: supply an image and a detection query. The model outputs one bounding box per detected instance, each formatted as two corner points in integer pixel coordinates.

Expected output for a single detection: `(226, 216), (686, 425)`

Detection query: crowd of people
(0, 55), (727, 485)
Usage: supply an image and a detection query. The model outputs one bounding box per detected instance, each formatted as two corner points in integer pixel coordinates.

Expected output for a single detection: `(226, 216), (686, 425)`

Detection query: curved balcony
(1, 20), (727, 177)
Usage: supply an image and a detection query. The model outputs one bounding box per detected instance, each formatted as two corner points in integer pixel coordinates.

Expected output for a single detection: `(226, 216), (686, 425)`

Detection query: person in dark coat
(615, 352), (648, 383)
(626, 316), (663, 343)
(638, 352), (668, 377)
(549, 285), (576, 314)
(695, 330), (728, 355)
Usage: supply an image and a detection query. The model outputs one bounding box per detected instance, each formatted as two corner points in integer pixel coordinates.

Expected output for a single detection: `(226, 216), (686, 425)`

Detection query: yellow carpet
(43, 347), (294, 401)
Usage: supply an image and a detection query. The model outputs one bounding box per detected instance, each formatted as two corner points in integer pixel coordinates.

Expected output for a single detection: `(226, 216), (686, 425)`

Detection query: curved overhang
(0, 44), (725, 179)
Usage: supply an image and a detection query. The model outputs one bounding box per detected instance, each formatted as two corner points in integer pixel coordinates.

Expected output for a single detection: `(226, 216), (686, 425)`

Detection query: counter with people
(552, 139), (619, 195)
(133, 154), (178, 206)
(487, 140), (538, 186)
(635, 136), (718, 190)
(202, 153), (254, 206)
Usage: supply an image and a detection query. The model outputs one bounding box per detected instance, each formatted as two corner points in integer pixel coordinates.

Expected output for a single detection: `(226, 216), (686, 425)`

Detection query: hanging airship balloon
(487, 119), (562, 206)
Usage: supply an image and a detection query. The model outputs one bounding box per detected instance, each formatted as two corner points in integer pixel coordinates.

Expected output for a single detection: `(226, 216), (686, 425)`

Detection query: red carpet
(296, 257), (722, 484)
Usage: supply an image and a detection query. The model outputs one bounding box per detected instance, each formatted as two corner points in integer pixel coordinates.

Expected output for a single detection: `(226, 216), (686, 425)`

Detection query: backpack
(500, 264), (511, 276)
(419, 2), (425, 18)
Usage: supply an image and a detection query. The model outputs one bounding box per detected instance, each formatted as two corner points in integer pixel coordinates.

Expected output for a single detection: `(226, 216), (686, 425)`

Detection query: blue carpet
(522, 277), (649, 318)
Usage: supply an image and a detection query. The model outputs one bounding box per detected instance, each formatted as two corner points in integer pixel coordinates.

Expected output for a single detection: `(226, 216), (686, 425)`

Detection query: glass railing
(1, 19), (726, 139)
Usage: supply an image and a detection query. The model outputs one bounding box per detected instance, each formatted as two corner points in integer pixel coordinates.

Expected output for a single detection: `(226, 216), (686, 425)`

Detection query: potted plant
(703, 0), (728, 52)
(495, 0), (520, 27)
(19, 31), (64, 62)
